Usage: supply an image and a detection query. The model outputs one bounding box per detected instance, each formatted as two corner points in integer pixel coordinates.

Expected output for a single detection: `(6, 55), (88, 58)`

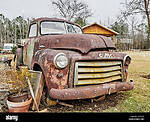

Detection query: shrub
(11, 46), (17, 54)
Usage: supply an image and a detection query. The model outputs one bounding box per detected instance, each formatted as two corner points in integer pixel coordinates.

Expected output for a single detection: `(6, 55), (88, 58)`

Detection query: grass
(103, 51), (150, 112)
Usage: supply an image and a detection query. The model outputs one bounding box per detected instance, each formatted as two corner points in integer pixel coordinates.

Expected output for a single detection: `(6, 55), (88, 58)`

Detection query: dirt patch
(0, 91), (126, 112)
(38, 92), (126, 112)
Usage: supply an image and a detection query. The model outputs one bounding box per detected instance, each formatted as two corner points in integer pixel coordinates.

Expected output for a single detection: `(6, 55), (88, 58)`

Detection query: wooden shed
(82, 23), (119, 43)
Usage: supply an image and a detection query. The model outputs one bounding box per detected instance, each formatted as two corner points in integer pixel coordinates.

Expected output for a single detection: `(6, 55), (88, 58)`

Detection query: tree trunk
(144, 0), (150, 48)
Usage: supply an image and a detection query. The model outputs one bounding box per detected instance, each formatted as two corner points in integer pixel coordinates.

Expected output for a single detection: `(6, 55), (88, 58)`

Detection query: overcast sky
(0, 0), (123, 26)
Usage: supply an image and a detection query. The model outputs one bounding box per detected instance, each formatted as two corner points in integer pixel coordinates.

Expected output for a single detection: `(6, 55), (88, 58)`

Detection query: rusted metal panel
(78, 71), (121, 79)
(99, 35), (116, 48)
(77, 61), (121, 67)
(78, 65), (121, 72)
(49, 81), (134, 100)
(23, 38), (38, 69)
(32, 49), (128, 90)
(77, 75), (122, 85)
(38, 34), (115, 54)
(74, 60), (122, 86)
(33, 49), (70, 90)
(31, 17), (81, 29)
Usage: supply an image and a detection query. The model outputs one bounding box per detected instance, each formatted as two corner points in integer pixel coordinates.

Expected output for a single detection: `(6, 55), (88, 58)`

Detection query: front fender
(32, 49), (70, 90)
(113, 52), (131, 82)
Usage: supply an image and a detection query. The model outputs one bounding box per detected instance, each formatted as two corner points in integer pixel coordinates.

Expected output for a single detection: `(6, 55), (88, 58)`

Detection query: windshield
(66, 23), (82, 34)
(40, 21), (82, 35)
(41, 21), (66, 34)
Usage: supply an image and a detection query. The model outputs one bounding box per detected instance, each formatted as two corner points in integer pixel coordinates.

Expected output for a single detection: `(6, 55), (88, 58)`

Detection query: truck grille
(74, 60), (122, 86)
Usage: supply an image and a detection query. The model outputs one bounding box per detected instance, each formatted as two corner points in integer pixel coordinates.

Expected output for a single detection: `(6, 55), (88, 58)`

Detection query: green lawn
(104, 51), (150, 112)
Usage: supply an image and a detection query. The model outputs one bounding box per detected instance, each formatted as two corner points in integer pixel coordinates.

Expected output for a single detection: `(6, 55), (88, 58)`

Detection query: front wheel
(41, 85), (57, 107)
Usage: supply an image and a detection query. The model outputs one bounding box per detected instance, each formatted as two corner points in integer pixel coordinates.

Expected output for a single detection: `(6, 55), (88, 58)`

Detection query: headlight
(54, 53), (68, 69)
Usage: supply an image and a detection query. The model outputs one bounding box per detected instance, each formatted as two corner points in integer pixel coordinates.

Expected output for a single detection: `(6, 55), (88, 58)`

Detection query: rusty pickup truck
(15, 17), (133, 103)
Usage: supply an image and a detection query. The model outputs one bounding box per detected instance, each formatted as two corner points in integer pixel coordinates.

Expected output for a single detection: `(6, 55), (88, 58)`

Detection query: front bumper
(49, 81), (134, 100)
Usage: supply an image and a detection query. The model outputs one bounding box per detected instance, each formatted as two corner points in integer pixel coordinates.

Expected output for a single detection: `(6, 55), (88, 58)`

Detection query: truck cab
(16, 17), (133, 101)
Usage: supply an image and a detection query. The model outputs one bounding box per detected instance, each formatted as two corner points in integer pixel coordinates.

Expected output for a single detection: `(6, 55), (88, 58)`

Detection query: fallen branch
(57, 101), (73, 108)
(93, 95), (105, 102)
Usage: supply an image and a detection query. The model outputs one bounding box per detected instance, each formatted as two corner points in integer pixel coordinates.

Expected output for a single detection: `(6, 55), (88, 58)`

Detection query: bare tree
(51, 0), (92, 22)
(144, 0), (150, 30)
(0, 14), (29, 46)
(120, 0), (150, 48)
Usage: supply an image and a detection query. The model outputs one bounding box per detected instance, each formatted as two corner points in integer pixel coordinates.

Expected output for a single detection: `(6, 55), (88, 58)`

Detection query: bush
(0, 64), (33, 96)
(12, 46), (17, 54)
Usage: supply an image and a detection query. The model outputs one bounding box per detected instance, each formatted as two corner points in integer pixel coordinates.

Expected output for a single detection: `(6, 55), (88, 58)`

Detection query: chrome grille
(74, 60), (122, 86)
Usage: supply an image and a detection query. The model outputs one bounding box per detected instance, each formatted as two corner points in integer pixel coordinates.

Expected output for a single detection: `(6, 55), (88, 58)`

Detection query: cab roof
(31, 17), (81, 28)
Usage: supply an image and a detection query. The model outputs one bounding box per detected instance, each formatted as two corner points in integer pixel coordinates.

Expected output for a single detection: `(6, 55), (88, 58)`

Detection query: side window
(28, 23), (37, 37)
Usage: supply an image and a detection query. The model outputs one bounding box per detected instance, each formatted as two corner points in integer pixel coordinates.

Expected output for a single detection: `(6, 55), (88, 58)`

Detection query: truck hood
(39, 34), (116, 53)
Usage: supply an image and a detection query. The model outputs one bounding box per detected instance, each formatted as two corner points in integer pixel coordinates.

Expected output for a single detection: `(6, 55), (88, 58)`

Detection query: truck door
(23, 23), (37, 69)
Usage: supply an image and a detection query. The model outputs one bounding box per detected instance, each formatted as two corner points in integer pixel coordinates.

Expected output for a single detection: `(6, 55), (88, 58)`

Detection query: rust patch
(39, 34), (115, 54)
